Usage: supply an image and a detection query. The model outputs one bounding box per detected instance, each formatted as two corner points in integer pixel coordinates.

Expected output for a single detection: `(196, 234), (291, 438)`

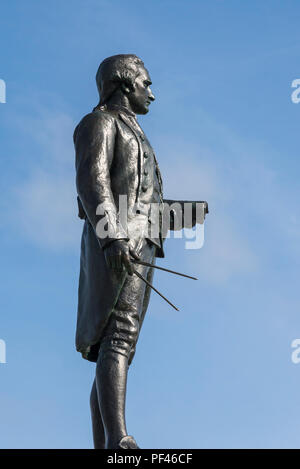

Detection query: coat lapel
(119, 112), (164, 196)
(118, 112), (143, 202)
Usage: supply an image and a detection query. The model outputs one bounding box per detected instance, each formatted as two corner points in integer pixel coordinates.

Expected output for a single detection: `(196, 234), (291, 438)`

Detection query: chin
(136, 108), (149, 116)
(141, 105), (150, 114)
(134, 103), (150, 115)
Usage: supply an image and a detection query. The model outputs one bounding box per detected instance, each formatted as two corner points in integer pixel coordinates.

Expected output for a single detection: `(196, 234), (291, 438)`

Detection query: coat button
(144, 152), (149, 158)
(144, 169), (148, 175)
(142, 185), (148, 192)
(140, 135), (145, 141)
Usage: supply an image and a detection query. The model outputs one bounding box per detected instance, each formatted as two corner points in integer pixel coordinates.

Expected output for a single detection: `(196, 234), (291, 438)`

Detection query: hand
(191, 201), (209, 226)
(104, 239), (140, 275)
(204, 201), (209, 215)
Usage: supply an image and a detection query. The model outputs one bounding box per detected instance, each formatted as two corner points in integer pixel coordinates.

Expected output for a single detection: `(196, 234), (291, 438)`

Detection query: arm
(75, 111), (128, 249)
(162, 199), (209, 232)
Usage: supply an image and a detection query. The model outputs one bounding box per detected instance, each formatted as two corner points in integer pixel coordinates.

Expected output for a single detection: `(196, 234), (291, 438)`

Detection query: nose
(148, 88), (155, 102)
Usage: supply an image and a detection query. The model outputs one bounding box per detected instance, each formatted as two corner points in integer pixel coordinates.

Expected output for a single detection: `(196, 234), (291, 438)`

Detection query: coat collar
(105, 104), (136, 119)
(117, 109), (142, 137)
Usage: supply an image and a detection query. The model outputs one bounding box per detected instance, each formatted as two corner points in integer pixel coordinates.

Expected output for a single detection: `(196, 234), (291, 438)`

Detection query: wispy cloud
(10, 104), (81, 250)
(158, 149), (259, 284)
(155, 107), (300, 284)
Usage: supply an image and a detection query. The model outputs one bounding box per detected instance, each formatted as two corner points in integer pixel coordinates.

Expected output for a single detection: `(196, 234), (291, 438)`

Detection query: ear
(120, 82), (133, 95)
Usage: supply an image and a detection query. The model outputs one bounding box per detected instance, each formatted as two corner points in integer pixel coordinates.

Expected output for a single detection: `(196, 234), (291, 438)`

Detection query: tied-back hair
(93, 54), (144, 112)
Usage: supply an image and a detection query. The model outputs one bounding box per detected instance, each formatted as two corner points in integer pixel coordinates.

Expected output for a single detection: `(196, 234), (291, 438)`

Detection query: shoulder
(73, 109), (117, 144)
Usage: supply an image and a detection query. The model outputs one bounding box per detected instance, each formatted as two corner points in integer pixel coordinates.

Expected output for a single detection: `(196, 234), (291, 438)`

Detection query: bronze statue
(74, 54), (208, 449)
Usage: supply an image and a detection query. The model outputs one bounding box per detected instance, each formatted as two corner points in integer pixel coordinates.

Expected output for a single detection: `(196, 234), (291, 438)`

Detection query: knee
(99, 309), (140, 360)
(98, 335), (136, 361)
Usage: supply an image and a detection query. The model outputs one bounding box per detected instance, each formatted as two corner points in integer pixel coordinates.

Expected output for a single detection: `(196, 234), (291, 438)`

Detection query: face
(127, 66), (155, 115)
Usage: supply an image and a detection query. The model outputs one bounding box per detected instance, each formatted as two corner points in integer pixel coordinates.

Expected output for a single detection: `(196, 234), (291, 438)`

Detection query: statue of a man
(74, 54), (208, 449)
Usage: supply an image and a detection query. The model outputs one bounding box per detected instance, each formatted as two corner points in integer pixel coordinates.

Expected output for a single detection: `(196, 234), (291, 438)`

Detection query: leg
(90, 378), (105, 449)
(96, 306), (142, 448)
(96, 345), (129, 448)
(128, 255), (155, 366)
(95, 239), (156, 449)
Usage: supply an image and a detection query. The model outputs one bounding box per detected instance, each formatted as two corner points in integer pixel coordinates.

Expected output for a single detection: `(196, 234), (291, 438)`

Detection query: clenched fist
(104, 239), (140, 275)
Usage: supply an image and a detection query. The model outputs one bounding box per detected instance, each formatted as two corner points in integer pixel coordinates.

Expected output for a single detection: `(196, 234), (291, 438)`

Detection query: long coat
(74, 105), (166, 361)
(74, 105), (207, 361)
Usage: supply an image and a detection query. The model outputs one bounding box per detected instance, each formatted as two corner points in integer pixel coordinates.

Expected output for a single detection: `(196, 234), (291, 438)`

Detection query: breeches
(99, 238), (156, 364)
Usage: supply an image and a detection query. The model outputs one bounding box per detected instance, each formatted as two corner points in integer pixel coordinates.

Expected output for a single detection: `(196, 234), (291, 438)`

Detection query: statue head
(95, 54), (155, 115)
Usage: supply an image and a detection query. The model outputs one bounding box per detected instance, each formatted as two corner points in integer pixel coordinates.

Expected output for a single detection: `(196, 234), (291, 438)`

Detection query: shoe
(117, 435), (140, 449)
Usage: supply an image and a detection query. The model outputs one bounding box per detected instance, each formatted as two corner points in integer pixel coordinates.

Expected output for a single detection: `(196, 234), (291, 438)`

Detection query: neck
(105, 91), (135, 116)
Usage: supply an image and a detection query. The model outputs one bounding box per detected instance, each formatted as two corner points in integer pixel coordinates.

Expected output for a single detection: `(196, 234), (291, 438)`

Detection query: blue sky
(1, 0), (300, 449)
